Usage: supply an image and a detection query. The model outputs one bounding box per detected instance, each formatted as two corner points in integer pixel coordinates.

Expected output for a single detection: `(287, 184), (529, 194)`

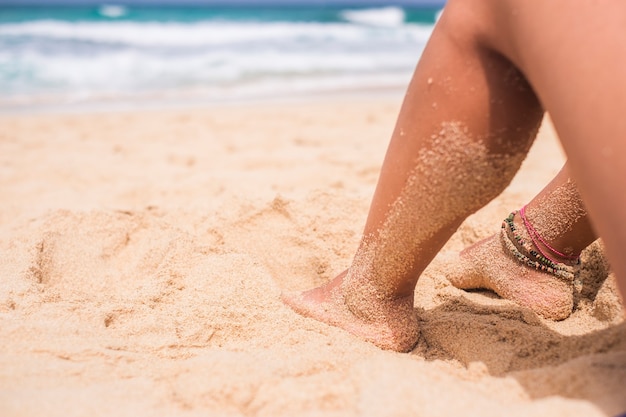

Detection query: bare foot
(281, 270), (420, 352)
(446, 233), (574, 320)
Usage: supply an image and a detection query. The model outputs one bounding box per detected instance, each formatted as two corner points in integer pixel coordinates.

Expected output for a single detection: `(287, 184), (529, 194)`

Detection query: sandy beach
(1, 96), (624, 416)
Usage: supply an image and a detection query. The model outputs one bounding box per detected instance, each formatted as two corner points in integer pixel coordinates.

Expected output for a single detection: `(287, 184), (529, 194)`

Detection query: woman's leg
(448, 163), (598, 320)
(473, 0), (626, 303)
(284, 0), (626, 351)
(283, 2), (544, 351)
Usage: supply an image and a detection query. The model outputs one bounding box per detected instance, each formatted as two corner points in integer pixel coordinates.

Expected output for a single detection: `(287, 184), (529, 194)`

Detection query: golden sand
(0, 98), (624, 416)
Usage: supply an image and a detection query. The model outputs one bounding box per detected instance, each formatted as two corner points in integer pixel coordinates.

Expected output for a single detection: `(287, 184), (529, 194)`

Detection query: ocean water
(0, 4), (440, 110)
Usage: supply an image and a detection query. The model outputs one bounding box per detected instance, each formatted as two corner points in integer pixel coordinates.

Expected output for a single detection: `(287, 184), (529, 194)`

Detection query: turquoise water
(0, 4), (440, 109)
(0, 5), (440, 24)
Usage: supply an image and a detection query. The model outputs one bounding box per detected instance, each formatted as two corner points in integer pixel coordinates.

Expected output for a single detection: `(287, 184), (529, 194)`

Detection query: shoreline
(0, 84), (408, 116)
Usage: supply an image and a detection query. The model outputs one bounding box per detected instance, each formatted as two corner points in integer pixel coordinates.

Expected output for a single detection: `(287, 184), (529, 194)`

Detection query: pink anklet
(501, 212), (575, 281)
(519, 205), (580, 263)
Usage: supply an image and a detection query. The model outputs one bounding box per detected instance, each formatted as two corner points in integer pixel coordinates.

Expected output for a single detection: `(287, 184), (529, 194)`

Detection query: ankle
(502, 211), (577, 281)
(341, 272), (414, 322)
(518, 205), (581, 265)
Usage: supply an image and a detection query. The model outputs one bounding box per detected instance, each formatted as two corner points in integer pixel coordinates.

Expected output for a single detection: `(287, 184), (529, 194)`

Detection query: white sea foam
(98, 5), (128, 19)
(0, 20), (431, 47)
(340, 7), (406, 27)
(0, 17), (434, 108)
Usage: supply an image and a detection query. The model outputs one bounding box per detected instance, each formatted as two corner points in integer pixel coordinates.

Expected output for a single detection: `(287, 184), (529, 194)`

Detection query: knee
(437, 0), (485, 35)
(436, 0), (501, 49)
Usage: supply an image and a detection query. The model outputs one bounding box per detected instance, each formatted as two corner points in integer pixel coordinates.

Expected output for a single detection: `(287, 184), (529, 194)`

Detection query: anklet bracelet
(519, 205), (581, 262)
(501, 212), (575, 281)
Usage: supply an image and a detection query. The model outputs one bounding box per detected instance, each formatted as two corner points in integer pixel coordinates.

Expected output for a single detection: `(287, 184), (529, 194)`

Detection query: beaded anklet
(500, 211), (575, 281)
(519, 205), (580, 262)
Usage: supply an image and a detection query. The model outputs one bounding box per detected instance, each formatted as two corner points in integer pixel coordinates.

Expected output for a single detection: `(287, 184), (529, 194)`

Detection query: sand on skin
(0, 96), (624, 416)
